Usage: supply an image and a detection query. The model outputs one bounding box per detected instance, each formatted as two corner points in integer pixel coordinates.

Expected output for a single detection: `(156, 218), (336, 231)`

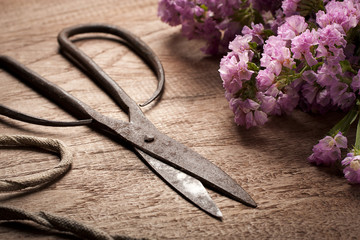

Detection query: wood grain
(1, 0), (360, 239)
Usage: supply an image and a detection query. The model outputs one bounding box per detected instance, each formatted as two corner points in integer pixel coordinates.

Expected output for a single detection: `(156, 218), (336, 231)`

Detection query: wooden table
(1, 0), (359, 239)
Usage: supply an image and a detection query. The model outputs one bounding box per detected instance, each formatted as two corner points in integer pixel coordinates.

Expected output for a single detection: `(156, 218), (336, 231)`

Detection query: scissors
(0, 23), (256, 218)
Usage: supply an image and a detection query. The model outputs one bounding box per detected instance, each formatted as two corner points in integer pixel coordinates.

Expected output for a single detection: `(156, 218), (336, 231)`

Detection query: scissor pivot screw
(144, 135), (155, 143)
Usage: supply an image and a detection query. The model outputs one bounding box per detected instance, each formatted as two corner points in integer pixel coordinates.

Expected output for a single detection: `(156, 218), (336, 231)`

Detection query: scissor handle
(0, 55), (94, 121)
(58, 23), (165, 120)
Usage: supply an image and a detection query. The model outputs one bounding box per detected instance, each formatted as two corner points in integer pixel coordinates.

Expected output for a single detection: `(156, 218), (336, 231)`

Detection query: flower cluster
(221, 0), (360, 126)
(158, 0), (282, 54)
(158, 0), (360, 184)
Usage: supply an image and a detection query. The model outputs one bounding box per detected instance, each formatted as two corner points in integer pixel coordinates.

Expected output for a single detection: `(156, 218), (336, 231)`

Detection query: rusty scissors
(0, 23), (256, 218)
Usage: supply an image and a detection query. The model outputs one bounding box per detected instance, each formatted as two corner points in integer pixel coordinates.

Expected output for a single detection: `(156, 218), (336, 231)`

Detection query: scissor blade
(104, 118), (256, 208)
(155, 135), (257, 208)
(118, 122), (257, 208)
(135, 148), (223, 218)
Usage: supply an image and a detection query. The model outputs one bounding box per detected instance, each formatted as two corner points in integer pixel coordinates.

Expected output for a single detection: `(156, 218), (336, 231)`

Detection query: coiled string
(0, 135), (145, 240)
(0, 135), (72, 191)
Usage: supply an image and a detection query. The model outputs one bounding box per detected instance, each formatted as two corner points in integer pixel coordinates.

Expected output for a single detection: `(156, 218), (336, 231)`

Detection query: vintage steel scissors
(0, 23), (256, 218)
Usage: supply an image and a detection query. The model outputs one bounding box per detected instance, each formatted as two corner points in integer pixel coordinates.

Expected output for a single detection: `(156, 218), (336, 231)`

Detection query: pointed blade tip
(245, 197), (257, 208)
(234, 187), (257, 208)
(214, 209), (223, 219)
(232, 190), (257, 208)
(202, 202), (223, 219)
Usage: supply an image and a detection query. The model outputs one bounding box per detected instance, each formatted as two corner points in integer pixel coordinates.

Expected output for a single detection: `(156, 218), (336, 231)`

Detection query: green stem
(298, 64), (310, 76)
(328, 107), (359, 137)
(355, 115), (360, 151)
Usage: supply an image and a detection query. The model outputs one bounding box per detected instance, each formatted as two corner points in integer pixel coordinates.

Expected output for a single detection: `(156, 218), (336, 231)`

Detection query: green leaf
(339, 60), (357, 74)
(298, 0), (325, 17)
(262, 29), (274, 38)
(231, 7), (264, 26)
(355, 115), (360, 151)
(329, 107), (359, 137)
(311, 61), (323, 72)
(199, 4), (208, 11)
(247, 62), (259, 71)
(248, 42), (257, 51)
(252, 8), (264, 24)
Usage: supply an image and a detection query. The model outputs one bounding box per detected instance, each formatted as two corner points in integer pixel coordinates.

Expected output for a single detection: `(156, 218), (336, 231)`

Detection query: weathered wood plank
(1, 0), (360, 239)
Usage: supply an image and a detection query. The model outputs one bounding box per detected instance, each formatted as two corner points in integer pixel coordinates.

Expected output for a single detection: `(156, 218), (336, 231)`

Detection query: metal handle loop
(58, 23), (165, 111)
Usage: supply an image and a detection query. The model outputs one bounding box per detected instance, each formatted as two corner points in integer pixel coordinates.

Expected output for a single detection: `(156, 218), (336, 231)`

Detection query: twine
(0, 135), (145, 240)
(0, 135), (72, 191)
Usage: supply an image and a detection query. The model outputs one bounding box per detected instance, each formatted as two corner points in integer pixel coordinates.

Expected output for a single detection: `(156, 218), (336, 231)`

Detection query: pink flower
(291, 29), (319, 66)
(261, 36), (295, 75)
(263, 36), (287, 57)
(199, 0), (240, 16)
(329, 82), (356, 110)
(256, 69), (275, 91)
(308, 132), (348, 166)
(276, 85), (300, 114)
(220, 54), (241, 95)
(256, 92), (276, 114)
(242, 23), (265, 45)
(261, 85), (282, 115)
(300, 86), (333, 114)
(300, 71), (333, 113)
(158, 0), (245, 55)
(242, 23), (264, 36)
(229, 34), (253, 53)
(316, 0), (360, 33)
(257, 84), (299, 116)
(281, 0), (301, 16)
(342, 152), (360, 184)
(277, 47), (296, 70)
(351, 70), (360, 92)
(277, 15), (308, 40)
(230, 98), (268, 128)
(301, 82), (318, 105)
(316, 89), (332, 108)
(302, 70), (318, 84)
(219, 52), (254, 96)
(317, 24), (346, 63)
(158, 0), (184, 26)
(317, 63), (342, 87)
(196, 18), (223, 54)
(235, 52), (254, 81)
